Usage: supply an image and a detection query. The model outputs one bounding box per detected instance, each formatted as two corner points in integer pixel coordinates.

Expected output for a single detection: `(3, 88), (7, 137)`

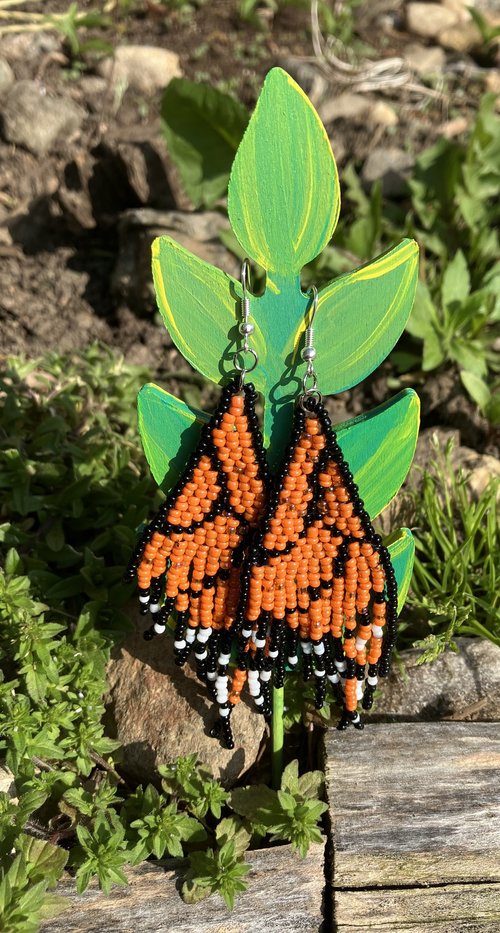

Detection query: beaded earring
(227, 288), (398, 731)
(125, 261), (269, 749)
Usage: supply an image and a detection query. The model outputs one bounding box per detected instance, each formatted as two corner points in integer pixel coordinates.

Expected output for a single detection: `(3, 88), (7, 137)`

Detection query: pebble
(439, 21), (482, 51)
(404, 43), (446, 75)
(362, 146), (414, 197)
(1, 81), (85, 155)
(318, 91), (370, 124)
(406, 2), (458, 38)
(0, 57), (14, 96)
(97, 45), (182, 95)
(370, 100), (398, 127)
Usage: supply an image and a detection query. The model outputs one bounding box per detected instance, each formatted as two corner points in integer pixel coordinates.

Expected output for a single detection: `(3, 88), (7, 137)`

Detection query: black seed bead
(362, 686), (375, 710)
(143, 627), (155, 641)
(315, 677), (327, 709)
(356, 663), (365, 680)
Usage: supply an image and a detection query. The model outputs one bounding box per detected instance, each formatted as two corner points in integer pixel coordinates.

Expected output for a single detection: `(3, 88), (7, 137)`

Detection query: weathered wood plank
(324, 723), (500, 888)
(335, 882), (500, 931)
(41, 843), (325, 933)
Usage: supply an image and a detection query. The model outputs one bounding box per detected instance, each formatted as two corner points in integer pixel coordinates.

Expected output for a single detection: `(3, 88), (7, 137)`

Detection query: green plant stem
(271, 685), (284, 790)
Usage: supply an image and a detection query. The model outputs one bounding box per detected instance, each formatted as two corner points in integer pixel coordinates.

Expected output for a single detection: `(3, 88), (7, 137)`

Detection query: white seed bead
(197, 627), (212, 643)
(327, 673), (340, 684)
(249, 683), (261, 696)
(254, 695), (264, 705)
(255, 638), (266, 648)
(220, 707), (230, 717)
(154, 623), (166, 634)
(301, 642), (312, 654)
(268, 649), (279, 659)
(242, 628), (252, 638)
(356, 682), (364, 699)
(217, 692), (228, 703)
(195, 650), (207, 661)
(139, 595), (149, 604)
(218, 653), (231, 665)
(186, 628), (196, 643)
(314, 668), (325, 678)
(355, 637), (367, 651)
(216, 676), (227, 688)
(150, 602), (160, 613)
(248, 670), (259, 683)
(372, 624), (384, 638)
(288, 655), (298, 665)
(367, 675), (378, 686)
(313, 642), (325, 655)
(174, 639), (186, 650)
(335, 660), (347, 671)
(352, 713), (361, 724)
(207, 672), (217, 681)
(260, 670), (272, 682)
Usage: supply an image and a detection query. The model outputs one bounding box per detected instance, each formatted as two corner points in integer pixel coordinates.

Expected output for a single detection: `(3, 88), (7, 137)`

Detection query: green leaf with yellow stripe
(227, 67), (340, 275)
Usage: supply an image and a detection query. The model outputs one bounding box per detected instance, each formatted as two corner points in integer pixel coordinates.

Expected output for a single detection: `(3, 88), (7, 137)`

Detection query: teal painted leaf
(314, 239), (419, 394)
(386, 528), (415, 612)
(228, 67), (340, 275)
(336, 389), (420, 519)
(161, 78), (249, 209)
(138, 384), (209, 490)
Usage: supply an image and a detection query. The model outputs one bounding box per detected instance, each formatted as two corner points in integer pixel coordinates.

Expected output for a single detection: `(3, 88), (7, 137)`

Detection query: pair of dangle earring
(126, 264), (398, 745)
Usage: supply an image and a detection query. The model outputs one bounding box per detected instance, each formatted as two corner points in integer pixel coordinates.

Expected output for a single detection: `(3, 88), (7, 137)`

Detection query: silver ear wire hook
(300, 286), (321, 406)
(233, 258), (258, 389)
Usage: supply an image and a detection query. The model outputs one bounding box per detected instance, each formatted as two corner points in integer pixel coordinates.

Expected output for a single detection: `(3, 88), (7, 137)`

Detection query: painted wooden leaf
(138, 383), (208, 490)
(227, 67), (340, 275)
(386, 528), (415, 612)
(152, 236), (244, 386)
(314, 239), (419, 394)
(336, 388), (420, 519)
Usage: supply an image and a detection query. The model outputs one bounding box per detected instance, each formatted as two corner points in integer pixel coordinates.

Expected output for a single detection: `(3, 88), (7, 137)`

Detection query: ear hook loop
(300, 285), (322, 409)
(233, 258), (258, 390)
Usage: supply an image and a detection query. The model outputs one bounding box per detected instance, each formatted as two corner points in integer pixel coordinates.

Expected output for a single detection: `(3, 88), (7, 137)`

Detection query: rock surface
(2, 81), (85, 155)
(404, 43), (446, 75)
(372, 638), (500, 721)
(406, 2), (458, 38)
(319, 91), (370, 124)
(106, 624), (266, 787)
(0, 58), (14, 96)
(112, 208), (239, 313)
(362, 146), (414, 197)
(97, 45), (182, 95)
(439, 21), (482, 51)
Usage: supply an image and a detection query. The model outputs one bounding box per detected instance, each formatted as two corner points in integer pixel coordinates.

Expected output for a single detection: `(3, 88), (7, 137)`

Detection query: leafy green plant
(161, 78), (249, 208)
(404, 441), (499, 662)
(122, 783), (207, 861)
(406, 250), (500, 419)
(0, 841), (69, 933)
(230, 760), (327, 857)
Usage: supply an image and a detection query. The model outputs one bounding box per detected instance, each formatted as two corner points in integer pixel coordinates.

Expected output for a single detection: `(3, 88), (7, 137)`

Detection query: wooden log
(41, 843), (325, 933)
(324, 722), (500, 892)
(335, 882), (500, 931)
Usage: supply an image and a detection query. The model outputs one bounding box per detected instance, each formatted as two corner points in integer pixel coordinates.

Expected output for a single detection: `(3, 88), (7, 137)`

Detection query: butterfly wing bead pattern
(230, 395), (398, 731)
(125, 379), (270, 748)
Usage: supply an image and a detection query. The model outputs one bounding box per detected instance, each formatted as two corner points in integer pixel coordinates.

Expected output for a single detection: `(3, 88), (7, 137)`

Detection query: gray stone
(362, 146), (414, 197)
(404, 43), (446, 76)
(1, 81), (85, 155)
(372, 638), (500, 721)
(112, 208), (239, 314)
(439, 21), (482, 51)
(406, 2), (458, 38)
(105, 624), (266, 787)
(0, 58), (14, 96)
(97, 45), (182, 95)
(319, 91), (371, 125)
(369, 100), (398, 127)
